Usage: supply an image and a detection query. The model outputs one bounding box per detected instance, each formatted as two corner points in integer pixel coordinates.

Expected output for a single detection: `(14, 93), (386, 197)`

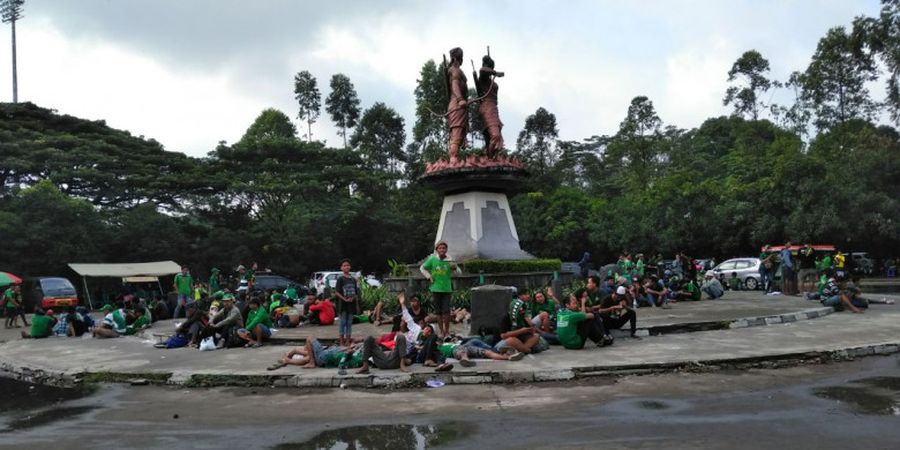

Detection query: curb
(3, 340), (897, 390)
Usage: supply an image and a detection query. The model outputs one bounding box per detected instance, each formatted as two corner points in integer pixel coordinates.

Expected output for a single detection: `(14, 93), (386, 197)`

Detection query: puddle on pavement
(638, 400), (670, 410)
(1, 406), (97, 433)
(853, 377), (900, 391)
(0, 378), (101, 433)
(274, 422), (472, 450)
(813, 386), (900, 416)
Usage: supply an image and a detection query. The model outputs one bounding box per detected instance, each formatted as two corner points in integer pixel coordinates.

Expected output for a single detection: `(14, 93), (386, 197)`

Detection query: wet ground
(1, 354), (899, 449)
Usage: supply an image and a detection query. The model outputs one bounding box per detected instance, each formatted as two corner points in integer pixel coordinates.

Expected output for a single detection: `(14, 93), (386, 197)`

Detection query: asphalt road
(1, 354), (899, 449)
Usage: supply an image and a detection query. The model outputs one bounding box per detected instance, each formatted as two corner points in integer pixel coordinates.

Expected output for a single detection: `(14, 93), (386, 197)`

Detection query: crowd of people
(1, 239), (893, 376)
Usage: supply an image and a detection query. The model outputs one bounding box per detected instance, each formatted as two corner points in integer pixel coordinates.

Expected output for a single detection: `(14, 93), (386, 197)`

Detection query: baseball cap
(616, 286), (627, 295)
(100, 304), (113, 312)
(222, 293), (235, 302)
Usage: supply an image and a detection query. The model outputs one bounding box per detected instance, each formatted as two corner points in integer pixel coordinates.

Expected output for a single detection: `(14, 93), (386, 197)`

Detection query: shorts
(433, 292), (452, 315)
(238, 324), (271, 338)
(453, 345), (487, 360)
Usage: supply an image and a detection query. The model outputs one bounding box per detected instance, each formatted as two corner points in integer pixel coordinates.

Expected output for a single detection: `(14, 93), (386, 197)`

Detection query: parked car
(309, 271), (361, 295)
(711, 258), (762, 290)
(849, 252), (874, 275)
(252, 274), (305, 294)
(21, 277), (80, 311)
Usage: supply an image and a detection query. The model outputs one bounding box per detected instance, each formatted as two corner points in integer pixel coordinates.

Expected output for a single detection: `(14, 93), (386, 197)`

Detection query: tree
(796, 26), (879, 130)
(853, 0), (900, 123)
(411, 59), (449, 170)
(603, 96), (663, 191)
(516, 107), (559, 177)
(236, 108), (297, 146)
(723, 50), (778, 120)
(351, 102), (406, 176)
(325, 73), (362, 148)
(1, 0), (24, 103)
(293, 70), (321, 142)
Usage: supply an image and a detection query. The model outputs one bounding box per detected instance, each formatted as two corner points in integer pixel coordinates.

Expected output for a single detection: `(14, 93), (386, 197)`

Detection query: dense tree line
(0, 2), (898, 281)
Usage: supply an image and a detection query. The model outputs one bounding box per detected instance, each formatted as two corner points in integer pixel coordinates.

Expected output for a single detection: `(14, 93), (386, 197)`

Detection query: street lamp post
(1, 0), (24, 103)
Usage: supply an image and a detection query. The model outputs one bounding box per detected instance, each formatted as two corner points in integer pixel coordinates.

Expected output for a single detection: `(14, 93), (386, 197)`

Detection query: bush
(461, 258), (562, 274)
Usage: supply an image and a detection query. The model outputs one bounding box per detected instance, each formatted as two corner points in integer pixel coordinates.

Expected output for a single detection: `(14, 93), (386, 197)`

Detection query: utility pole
(1, 0), (24, 103)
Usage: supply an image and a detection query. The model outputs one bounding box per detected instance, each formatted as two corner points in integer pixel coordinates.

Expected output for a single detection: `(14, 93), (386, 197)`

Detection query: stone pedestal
(420, 165), (532, 261)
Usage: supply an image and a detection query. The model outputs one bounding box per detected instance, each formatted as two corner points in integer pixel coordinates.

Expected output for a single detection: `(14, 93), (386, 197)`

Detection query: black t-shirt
(797, 247), (815, 269)
(408, 305), (430, 324)
(334, 275), (359, 315)
(600, 294), (625, 317)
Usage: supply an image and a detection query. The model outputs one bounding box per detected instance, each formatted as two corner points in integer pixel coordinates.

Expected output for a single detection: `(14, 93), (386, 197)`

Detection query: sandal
(267, 361), (287, 371)
(459, 359), (476, 368)
(435, 363), (453, 372)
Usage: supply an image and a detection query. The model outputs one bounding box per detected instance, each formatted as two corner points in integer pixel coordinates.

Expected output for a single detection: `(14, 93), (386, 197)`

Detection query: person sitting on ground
(494, 294), (543, 355)
(415, 323), (452, 370)
(727, 272), (742, 291)
(600, 276), (616, 297)
(629, 277), (653, 308)
(841, 275), (870, 310)
(176, 303), (206, 347)
(237, 298), (273, 348)
(94, 304), (127, 338)
(820, 276), (863, 313)
(202, 294), (244, 348)
(61, 307), (88, 337)
(684, 278), (701, 301)
(125, 307), (151, 335)
(75, 306), (95, 332)
(21, 308), (57, 339)
(557, 289), (607, 349)
(277, 298), (302, 328)
(53, 307), (72, 337)
(701, 271), (725, 300)
(643, 276), (669, 308)
(530, 289), (559, 333)
(358, 292), (420, 373)
(594, 286), (640, 339)
(306, 293), (335, 326)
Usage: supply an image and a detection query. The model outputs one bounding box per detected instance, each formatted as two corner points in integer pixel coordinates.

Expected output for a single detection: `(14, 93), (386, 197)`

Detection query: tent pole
(82, 277), (94, 310)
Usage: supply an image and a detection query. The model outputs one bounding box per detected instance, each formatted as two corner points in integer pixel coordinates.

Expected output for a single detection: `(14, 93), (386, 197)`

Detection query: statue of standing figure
(446, 47), (468, 164)
(476, 54), (505, 157)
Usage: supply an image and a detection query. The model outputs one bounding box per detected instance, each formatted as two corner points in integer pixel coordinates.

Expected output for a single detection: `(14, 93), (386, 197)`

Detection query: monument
(419, 47), (532, 262)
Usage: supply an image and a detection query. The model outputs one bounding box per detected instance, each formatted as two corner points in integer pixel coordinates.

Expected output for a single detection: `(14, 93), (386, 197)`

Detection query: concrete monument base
(434, 190), (532, 261)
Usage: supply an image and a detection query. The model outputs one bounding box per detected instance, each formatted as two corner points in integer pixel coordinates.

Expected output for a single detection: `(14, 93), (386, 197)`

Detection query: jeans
(339, 310), (353, 336)
(702, 285), (724, 299)
(173, 293), (191, 319)
(462, 338), (495, 350)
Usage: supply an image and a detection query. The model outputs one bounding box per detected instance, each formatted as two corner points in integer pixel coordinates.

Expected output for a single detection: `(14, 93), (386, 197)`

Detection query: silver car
(711, 258), (762, 290)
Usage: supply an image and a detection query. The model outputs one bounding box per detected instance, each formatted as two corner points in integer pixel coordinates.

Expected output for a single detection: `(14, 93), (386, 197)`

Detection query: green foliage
(387, 259), (409, 277)
(293, 70), (321, 142)
(724, 50), (777, 120)
(325, 73), (361, 148)
(461, 259), (562, 274)
(451, 289), (471, 310)
(516, 107), (559, 177)
(236, 108), (297, 145)
(351, 102), (406, 176)
(360, 279), (389, 312)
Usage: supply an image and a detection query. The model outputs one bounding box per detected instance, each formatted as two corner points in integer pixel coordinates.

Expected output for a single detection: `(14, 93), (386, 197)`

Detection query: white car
(309, 271), (361, 294)
(711, 258), (762, 290)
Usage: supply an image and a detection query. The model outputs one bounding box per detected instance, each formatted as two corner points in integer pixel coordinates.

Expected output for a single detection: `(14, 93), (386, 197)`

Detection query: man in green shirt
(173, 266), (193, 319)
(530, 290), (558, 332)
(208, 268), (221, 293)
(126, 308), (151, 335)
(419, 240), (461, 340)
(556, 289), (606, 349)
(21, 308), (56, 339)
(438, 340), (524, 367)
(4, 285), (25, 328)
(237, 298), (273, 348)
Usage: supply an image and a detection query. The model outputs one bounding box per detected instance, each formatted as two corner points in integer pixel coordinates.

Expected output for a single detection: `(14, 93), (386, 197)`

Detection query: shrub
(461, 258), (562, 274)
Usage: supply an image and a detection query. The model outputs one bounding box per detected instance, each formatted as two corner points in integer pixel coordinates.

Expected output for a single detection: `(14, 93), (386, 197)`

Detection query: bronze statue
(446, 47), (468, 163)
(476, 54), (505, 157)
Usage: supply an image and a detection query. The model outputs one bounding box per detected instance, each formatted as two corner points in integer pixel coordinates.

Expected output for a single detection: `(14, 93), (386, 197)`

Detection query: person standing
(334, 259), (359, 347)
(797, 244), (816, 294)
(780, 242), (796, 295)
(208, 268), (221, 293)
(759, 246), (775, 292)
(173, 266), (193, 319)
(4, 284), (25, 328)
(420, 240), (461, 340)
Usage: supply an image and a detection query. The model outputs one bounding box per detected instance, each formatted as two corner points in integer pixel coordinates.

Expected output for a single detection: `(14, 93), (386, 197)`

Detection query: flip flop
(459, 359), (476, 368)
(267, 361), (287, 371)
(435, 363), (453, 372)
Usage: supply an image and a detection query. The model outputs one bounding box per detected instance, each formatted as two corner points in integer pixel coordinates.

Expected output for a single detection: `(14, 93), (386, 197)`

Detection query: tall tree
(293, 70), (321, 142)
(516, 107), (559, 177)
(723, 50), (777, 120)
(605, 96), (663, 191)
(796, 26), (879, 130)
(351, 102), (406, 176)
(1, 0), (24, 103)
(411, 60), (449, 167)
(325, 73), (361, 148)
(853, 0), (900, 123)
(236, 108), (297, 146)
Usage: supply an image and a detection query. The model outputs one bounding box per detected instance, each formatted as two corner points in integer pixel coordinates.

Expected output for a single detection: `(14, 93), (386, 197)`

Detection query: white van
(309, 271), (361, 294)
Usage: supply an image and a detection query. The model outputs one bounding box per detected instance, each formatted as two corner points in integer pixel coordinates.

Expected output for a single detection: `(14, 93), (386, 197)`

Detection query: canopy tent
(68, 261), (181, 309)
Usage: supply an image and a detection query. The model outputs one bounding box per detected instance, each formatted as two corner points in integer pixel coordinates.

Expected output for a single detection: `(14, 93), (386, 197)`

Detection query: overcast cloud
(0, 0), (883, 157)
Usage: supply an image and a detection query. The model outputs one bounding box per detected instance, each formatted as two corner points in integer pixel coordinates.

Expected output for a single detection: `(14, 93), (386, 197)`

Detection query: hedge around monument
(461, 258), (562, 274)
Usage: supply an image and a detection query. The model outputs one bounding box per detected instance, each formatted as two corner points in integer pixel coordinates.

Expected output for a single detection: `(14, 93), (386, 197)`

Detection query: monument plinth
(420, 163), (532, 261)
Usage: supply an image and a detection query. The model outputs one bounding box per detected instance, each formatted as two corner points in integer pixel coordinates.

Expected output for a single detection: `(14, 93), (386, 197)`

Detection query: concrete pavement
(1, 291), (898, 388)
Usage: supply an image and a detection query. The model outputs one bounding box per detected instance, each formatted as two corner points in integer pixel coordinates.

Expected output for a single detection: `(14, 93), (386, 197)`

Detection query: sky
(0, 0), (885, 157)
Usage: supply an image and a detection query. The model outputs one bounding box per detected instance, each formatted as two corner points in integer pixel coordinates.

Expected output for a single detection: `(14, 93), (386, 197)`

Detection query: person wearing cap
(21, 308), (57, 339)
(202, 293), (244, 348)
(237, 298), (273, 348)
(593, 285), (640, 340)
(420, 240), (462, 340)
(701, 271), (725, 300)
(94, 304), (127, 338)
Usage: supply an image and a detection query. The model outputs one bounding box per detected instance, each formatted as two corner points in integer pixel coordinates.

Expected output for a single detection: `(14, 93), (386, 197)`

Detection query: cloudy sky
(0, 0), (883, 157)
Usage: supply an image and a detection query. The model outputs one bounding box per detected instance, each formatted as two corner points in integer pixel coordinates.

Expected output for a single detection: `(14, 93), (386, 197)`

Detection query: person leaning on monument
(419, 240), (462, 340)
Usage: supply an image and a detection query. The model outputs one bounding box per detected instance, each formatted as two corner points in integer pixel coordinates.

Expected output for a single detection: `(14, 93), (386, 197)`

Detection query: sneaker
(602, 334), (615, 346)
(508, 351), (525, 361)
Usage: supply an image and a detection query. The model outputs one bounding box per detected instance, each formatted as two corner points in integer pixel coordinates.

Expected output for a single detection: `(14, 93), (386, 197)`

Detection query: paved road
(1, 354), (898, 449)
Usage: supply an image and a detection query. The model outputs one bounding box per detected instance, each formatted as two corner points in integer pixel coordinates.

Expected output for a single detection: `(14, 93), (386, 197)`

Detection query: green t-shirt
(422, 254), (453, 293)
(821, 255), (832, 269)
(556, 309), (587, 349)
(727, 276), (741, 290)
(687, 281), (701, 300)
(126, 315), (150, 335)
(531, 299), (556, 321)
(174, 274), (193, 295)
(244, 307), (272, 331)
(324, 350), (364, 368)
(30, 315), (55, 338)
(209, 275), (220, 292)
(3, 289), (16, 308)
(438, 343), (458, 358)
(285, 287), (298, 300)
(817, 275), (827, 295)
(509, 298), (528, 329)
(636, 260), (645, 277)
